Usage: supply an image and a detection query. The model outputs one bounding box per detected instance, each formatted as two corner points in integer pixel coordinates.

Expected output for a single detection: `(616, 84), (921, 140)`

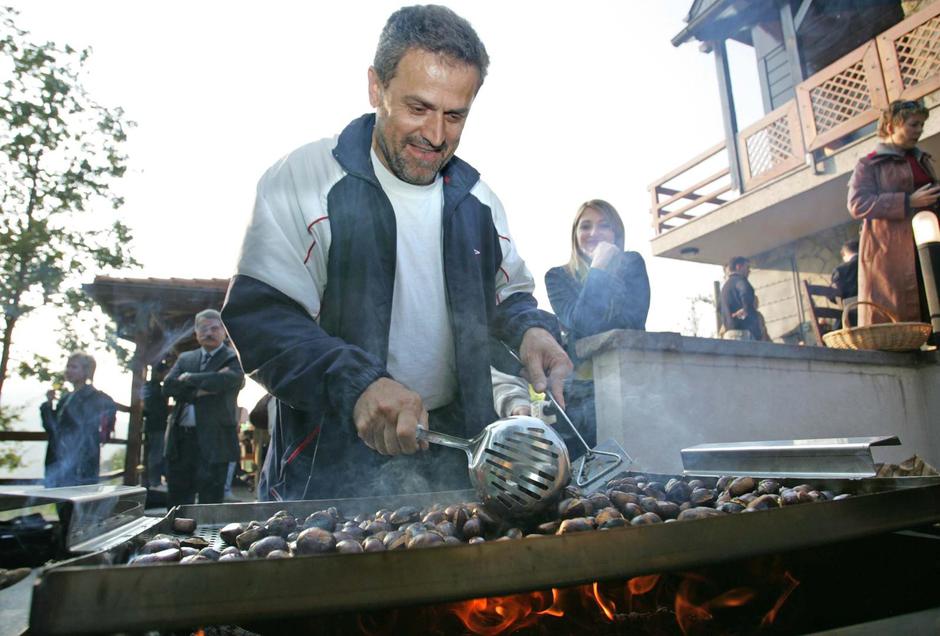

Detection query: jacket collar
(331, 113), (480, 197)
(872, 142), (929, 161)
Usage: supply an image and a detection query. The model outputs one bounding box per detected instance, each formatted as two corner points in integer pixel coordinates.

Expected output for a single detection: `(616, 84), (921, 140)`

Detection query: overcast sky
(3, 1), (766, 477)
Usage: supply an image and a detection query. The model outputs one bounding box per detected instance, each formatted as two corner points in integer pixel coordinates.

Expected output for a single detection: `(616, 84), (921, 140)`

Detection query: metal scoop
(416, 416), (570, 519)
(503, 346), (631, 491)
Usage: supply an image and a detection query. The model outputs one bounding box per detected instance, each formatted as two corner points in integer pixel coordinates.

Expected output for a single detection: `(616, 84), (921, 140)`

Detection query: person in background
(830, 239), (859, 328)
(491, 367), (532, 417)
(719, 257), (765, 341)
(848, 99), (940, 326)
(545, 199), (650, 456)
(142, 359), (171, 488)
(248, 394), (274, 496)
(163, 309), (245, 506)
(40, 352), (117, 487)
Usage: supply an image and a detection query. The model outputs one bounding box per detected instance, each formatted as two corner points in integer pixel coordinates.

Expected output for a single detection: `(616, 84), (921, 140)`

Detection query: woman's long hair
(565, 199), (625, 281)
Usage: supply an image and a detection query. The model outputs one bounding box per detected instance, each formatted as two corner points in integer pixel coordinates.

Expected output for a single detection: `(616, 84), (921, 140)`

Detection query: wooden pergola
(83, 276), (230, 485)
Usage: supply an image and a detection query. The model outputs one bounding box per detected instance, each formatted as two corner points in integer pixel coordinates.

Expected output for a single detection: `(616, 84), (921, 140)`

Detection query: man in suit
(163, 309), (245, 506)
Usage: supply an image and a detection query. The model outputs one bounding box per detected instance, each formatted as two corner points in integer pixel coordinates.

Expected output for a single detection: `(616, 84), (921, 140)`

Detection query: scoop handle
(416, 427), (474, 453)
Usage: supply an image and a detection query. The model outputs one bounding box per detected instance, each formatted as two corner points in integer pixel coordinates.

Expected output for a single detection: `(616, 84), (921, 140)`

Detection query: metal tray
(29, 475), (940, 635)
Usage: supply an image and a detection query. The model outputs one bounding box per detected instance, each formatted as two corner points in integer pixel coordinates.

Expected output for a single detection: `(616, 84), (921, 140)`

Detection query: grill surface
(28, 474), (940, 635)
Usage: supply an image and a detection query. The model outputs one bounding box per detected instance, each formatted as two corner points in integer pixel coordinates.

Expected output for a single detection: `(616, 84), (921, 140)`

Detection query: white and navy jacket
(222, 114), (560, 501)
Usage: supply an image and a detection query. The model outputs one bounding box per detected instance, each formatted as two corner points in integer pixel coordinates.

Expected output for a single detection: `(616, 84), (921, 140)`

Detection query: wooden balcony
(650, 1), (940, 240)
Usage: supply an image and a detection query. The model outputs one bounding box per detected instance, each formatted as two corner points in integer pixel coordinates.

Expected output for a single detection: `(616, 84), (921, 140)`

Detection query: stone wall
(745, 222), (860, 344)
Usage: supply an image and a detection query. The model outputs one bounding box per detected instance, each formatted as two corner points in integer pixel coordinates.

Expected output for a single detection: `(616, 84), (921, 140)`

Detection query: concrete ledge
(579, 329), (939, 474)
(576, 329), (931, 368)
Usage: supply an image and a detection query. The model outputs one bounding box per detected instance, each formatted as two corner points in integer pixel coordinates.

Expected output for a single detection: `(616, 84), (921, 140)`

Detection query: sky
(2, 1), (767, 477)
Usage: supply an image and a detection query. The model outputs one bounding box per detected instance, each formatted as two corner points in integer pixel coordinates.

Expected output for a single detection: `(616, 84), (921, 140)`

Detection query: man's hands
(353, 378), (429, 456)
(910, 183), (940, 210)
(519, 327), (573, 409)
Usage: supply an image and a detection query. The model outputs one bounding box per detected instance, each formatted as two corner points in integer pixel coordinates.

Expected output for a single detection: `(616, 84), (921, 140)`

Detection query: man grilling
(223, 5), (571, 501)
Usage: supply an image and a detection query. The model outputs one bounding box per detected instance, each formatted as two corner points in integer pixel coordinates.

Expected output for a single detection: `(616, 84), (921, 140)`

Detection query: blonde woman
(544, 200), (650, 453)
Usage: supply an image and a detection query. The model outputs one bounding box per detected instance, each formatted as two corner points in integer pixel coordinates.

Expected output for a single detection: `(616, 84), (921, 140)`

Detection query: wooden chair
(803, 280), (844, 346)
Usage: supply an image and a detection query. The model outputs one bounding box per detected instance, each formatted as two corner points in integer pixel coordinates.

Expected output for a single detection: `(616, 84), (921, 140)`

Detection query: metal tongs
(505, 346), (632, 491)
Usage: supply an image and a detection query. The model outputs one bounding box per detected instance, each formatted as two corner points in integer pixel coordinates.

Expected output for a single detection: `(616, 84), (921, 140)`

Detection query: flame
(628, 574), (661, 595)
(449, 591), (554, 635)
(194, 631), (205, 636)
(445, 568), (800, 635)
(535, 588), (565, 617)
(760, 571), (800, 627)
(591, 582), (617, 621)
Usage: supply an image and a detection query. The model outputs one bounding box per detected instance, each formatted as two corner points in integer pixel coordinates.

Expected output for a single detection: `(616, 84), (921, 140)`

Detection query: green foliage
(0, 7), (138, 399)
(0, 403), (23, 470)
(106, 445), (125, 472)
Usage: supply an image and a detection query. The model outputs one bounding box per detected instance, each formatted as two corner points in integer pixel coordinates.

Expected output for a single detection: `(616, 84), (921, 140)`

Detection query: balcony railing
(650, 1), (940, 236)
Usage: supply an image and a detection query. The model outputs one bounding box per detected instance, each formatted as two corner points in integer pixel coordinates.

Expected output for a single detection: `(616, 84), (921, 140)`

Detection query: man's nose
(421, 113), (445, 148)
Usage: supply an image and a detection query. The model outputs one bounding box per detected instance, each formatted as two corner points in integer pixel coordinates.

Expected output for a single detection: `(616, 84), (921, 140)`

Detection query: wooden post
(713, 39), (743, 192)
(123, 308), (152, 486)
(779, 0), (805, 87)
(713, 280), (723, 336)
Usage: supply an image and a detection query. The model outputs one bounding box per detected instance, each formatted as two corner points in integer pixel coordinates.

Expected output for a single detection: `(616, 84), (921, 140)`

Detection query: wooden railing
(0, 402), (131, 484)
(650, 1), (940, 235)
(738, 101), (806, 189)
(795, 40), (888, 152)
(649, 142), (733, 235)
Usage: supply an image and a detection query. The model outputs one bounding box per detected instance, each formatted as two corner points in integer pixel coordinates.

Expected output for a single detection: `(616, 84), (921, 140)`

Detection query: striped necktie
(200, 351), (213, 371)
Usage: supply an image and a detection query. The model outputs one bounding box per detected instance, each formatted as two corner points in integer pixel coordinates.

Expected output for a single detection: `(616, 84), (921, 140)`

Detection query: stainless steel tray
(29, 475), (940, 635)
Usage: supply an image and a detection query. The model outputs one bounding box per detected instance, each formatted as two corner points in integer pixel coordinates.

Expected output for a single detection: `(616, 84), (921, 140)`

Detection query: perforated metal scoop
(416, 416), (570, 519)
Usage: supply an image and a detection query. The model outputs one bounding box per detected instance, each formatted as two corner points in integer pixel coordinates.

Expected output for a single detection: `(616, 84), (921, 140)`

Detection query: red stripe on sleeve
(303, 240), (317, 264)
(306, 215), (329, 234)
(285, 426), (321, 465)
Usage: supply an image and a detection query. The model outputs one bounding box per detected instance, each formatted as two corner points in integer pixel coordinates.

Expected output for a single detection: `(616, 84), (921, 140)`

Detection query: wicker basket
(822, 301), (931, 351)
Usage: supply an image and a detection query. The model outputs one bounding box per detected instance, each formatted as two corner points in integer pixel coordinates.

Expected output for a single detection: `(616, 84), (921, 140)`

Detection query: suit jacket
(163, 344), (244, 463)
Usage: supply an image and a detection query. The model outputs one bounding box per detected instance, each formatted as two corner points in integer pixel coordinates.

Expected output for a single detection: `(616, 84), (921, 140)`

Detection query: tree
(0, 6), (136, 404)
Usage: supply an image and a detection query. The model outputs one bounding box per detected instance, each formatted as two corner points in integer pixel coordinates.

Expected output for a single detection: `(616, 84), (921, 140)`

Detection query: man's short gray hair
(195, 308), (222, 325)
(68, 351), (97, 380)
(373, 5), (489, 87)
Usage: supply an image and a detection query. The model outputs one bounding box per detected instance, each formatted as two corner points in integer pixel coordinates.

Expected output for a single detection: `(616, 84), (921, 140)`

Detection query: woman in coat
(544, 199), (650, 453)
(847, 99), (940, 325)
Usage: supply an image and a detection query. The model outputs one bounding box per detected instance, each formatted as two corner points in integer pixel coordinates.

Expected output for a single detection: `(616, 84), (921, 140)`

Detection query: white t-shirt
(370, 149), (457, 410)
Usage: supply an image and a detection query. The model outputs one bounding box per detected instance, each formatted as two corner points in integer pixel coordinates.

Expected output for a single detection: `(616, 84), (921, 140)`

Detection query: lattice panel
(808, 61), (873, 134)
(745, 114), (795, 179)
(892, 16), (940, 88)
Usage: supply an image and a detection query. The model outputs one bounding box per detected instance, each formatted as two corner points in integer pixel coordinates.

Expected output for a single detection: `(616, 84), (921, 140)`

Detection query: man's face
(195, 318), (225, 351)
(369, 47), (480, 185)
(64, 359), (89, 385)
(735, 262), (750, 278)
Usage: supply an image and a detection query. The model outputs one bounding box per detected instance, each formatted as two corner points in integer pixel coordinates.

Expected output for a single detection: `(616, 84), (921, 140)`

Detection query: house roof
(672, 0), (773, 47)
(83, 276), (231, 362)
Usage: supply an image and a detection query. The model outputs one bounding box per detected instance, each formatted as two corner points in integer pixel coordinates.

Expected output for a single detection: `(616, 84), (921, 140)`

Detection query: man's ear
(368, 67), (382, 109)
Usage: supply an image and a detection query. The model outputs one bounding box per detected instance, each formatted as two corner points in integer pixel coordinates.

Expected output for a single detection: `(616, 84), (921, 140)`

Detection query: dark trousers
(166, 428), (228, 507)
(144, 429), (166, 488)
